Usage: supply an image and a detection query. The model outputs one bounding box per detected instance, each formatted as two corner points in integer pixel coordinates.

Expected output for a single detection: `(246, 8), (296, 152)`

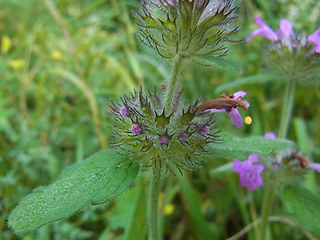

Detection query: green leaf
(282, 186), (320, 235)
(208, 133), (295, 160)
(107, 183), (146, 240)
(8, 150), (139, 234)
(215, 73), (279, 94)
(178, 175), (215, 240)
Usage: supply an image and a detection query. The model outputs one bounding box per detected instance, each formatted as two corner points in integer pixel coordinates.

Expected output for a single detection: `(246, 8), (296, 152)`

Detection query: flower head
(197, 91), (250, 128)
(109, 88), (220, 175)
(246, 17), (320, 83)
(233, 154), (265, 191)
(308, 27), (320, 53)
(135, 0), (238, 60)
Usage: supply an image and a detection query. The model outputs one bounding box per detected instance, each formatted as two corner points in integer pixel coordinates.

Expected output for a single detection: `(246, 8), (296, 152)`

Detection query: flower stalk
(148, 52), (185, 240)
(259, 184), (274, 240)
(260, 76), (296, 240)
(278, 77), (296, 139)
(164, 55), (185, 112)
(148, 172), (162, 240)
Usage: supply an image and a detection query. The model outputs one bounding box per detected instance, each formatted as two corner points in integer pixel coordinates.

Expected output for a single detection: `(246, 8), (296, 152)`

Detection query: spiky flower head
(109, 88), (219, 176)
(247, 17), (320, 83)
(135, 0), (238, 61)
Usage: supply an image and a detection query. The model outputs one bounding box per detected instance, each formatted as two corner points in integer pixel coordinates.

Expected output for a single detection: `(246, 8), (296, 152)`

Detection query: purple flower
(227, 91), (250, 128)
(120, 106), (128, 116)
(197, 91), (250, 128)
(160, 136), (169, 144)
(228, 108), (244, 128)
(199, 126), (210, 135)
(233, 154), (265, 191)
(264, 132), (276, 139)
(207, 91), (249, 128)
(308, 27), (320, 53)
(131, 124), (141, 135)
(246, 16), (293, 42)
(276, 19), (294, 39)
(179, 133), (188, 141)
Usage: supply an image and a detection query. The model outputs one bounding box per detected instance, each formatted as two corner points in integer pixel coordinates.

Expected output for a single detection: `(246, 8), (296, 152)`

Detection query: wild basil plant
(8, 1), (320, 239)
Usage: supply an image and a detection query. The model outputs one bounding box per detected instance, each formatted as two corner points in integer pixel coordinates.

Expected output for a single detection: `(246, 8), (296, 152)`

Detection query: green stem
(164, 55), (184, 112)
(259, 77), (296, 240)
(147, 54), (184, 239)
(148, 173), (161, 240)
(259, 185), (274, 240)
(278, 78), (296, 139)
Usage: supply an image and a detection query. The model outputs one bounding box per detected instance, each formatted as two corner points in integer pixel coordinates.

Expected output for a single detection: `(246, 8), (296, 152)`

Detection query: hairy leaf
(8, 150), (139, 234)
(283, 186), (320, 235)
(208, 133), (295, 160)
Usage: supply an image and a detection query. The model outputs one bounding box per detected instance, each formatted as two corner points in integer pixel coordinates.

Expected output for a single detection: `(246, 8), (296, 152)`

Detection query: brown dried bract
(292, 153), (311, 169)
(196, 93), (248, 113)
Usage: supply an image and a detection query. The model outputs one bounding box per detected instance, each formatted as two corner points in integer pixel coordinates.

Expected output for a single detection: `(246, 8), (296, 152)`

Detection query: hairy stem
(148, 174), (161, 240)
(278, 78), (296, 139)
(164, 55), (185, 112)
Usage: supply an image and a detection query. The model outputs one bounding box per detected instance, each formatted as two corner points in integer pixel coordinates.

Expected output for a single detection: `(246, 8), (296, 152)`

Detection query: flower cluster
(109, 88), (220, 176)
(246, 17), (320, 82)
(135, 0), (238, 60)
(232, 132), (320, 191)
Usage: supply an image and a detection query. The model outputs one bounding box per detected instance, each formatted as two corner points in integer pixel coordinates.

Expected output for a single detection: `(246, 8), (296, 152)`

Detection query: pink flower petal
(264, 132), (276, 139)
(233, 91), (247, 99)
(247, 154), (260, 163)
(204, 108), (226, 113)
(276, 19), (293, 39)
(228, 108), (243, 128)
(308, 163), (320, 173)
(233, 154), (264, 191)
(246, 16), (278, 42)
(308, 27), (320, 53)
(233, 159), (243, 173)
(131, 124), (141, 135)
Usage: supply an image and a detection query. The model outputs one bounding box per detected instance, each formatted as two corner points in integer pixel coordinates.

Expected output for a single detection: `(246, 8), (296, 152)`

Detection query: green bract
(267, 35), (320, 84)
(8, 150), (139, 234)
(135, 0), (238, 60)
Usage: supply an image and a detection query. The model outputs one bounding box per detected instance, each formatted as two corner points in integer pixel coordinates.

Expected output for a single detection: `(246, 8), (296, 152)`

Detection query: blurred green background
(1, 0), (320, 239)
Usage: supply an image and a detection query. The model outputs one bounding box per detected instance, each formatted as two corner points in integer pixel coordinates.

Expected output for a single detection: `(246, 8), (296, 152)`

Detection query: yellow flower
(163, 203), (175, 216)
(51, 50), (63, 60)
(244, 116), (252, 125)
(1, 35), (12, 54)
(8, 59), (25, 70)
